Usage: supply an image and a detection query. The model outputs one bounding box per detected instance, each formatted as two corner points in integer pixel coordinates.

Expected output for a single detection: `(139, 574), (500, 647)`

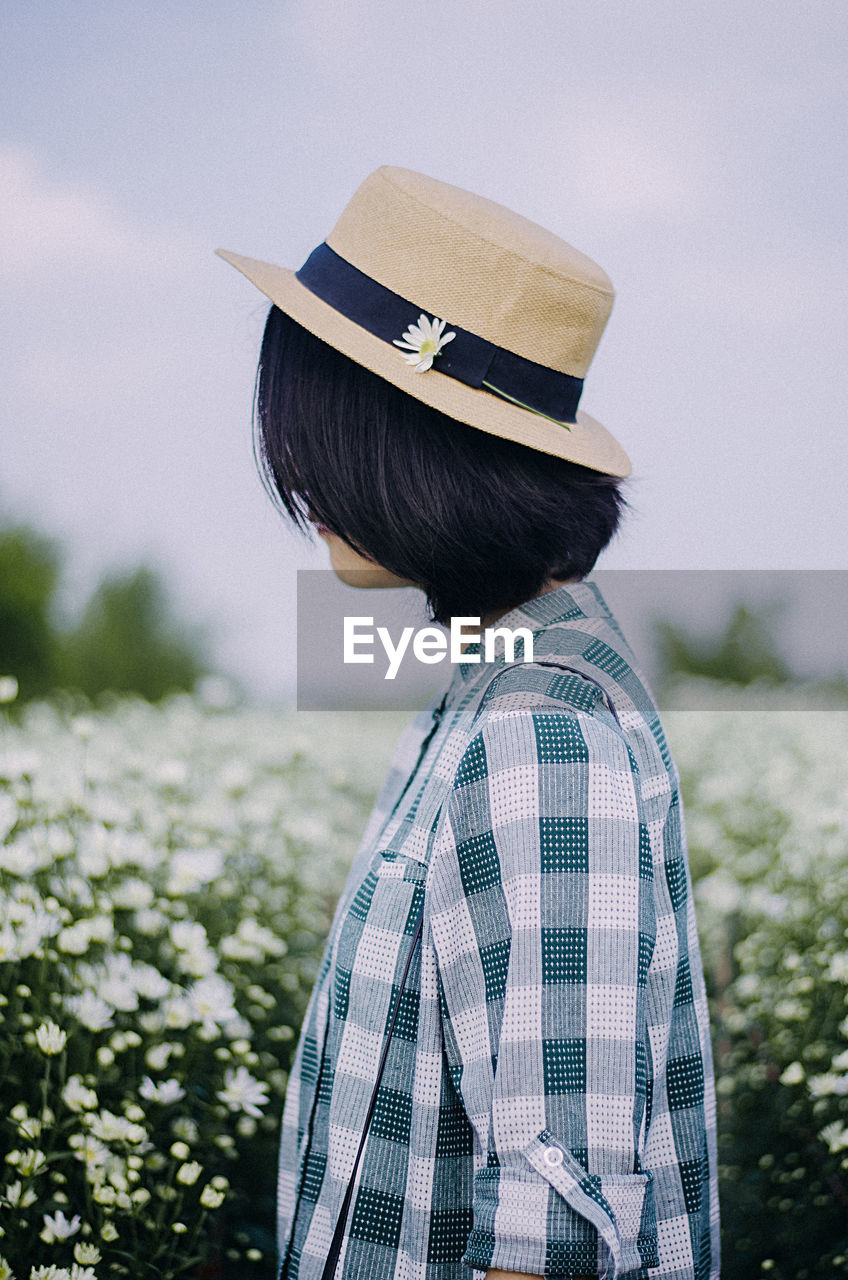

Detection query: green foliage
(0, 525), (64, 700)
(655, 600), (793, 688)
(60, 567), (208, 702)
(666, 694), (848, 1278)
(0, 520), (210, 704)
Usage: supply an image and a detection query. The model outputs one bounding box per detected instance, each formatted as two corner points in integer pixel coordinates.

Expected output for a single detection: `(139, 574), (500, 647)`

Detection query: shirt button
(543, 1146), (564, 1168)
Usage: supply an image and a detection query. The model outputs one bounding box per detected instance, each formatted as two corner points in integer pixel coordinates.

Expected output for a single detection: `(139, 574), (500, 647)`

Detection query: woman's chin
(321, 536), (415, 589)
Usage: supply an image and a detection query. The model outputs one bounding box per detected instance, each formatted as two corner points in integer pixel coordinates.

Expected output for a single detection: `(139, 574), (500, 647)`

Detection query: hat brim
(216, 248), (632, 478)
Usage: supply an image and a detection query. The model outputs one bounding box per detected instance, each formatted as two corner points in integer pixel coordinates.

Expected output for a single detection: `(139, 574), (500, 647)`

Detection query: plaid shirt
(277, 580), (720, 1280)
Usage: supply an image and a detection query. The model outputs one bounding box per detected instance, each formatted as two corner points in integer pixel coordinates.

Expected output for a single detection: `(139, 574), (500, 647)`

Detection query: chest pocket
(331, 842), (427, 1033)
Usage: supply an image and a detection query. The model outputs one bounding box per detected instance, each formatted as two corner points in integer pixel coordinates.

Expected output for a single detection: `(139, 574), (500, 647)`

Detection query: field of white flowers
(1, 678), (847, 1280)
(0, 687), (407, 1280)
(664, 681), (848, 1279)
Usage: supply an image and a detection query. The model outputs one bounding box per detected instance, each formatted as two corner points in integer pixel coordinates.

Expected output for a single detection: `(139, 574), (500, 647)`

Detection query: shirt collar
(446, 576), (617, 692)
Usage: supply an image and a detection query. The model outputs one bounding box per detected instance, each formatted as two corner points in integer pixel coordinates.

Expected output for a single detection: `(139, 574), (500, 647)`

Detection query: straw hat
(216, 166), (631, 477)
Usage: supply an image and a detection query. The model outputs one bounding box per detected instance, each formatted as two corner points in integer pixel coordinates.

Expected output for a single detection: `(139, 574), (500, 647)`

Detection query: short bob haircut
(255, 305), (632, 627)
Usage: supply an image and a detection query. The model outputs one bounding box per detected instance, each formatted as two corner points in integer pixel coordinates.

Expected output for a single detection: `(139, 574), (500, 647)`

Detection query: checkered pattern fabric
(276, 580), (720, 1280)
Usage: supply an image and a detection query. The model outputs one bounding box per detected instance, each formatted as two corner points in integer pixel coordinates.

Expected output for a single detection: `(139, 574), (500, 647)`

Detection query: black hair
(254, 305), (632, 626)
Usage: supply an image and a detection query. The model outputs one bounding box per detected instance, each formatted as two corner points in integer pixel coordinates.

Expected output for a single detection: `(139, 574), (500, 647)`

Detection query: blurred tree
(0, 524), (64, 700)
(62, 565), (209, 702)
(654, 599), (793, 688)
(0, 518), (212, 704)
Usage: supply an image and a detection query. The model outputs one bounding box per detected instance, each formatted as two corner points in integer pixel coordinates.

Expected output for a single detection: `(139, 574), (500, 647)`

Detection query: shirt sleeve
(426, 704), (659, 1280)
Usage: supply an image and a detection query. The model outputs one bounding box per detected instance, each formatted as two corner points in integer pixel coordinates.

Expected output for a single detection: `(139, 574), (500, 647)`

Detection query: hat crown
(325, 166), (614, 379)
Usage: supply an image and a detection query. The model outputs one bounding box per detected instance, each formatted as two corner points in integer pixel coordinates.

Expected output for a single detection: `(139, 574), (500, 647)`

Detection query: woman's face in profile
(308, 514), (415, 590)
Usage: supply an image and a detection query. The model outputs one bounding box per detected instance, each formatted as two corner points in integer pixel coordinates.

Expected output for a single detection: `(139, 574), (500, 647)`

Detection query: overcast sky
(1, 1), (845, 698)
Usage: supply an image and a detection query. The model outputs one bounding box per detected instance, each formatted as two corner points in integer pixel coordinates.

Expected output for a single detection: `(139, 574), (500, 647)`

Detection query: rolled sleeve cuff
(461, 1130), (658, 1280)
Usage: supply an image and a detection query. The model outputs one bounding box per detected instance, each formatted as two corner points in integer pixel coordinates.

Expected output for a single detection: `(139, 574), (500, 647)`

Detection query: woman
(217, 167), (720, 1280)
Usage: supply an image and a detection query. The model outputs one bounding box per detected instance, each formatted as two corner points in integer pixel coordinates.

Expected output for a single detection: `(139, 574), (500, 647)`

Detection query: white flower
(216, 1065), (269, 1119)
(65, 991), (115, 1033)
(30, 1268), (71, 1280)
(56, 912), (114, 957)
(773, 998), (806, 1021)
(40, 1209), (81, 1243)
(88, 1110), (132, 1142)
(170, 920), (217, 978)
(0, 840), (41, 878)
(0, 1252), (14, 1279)
(176, 1160), (202, 1185)
(57, 923), (94, 956)
(826, 952), (848, 983)
(76, 825), (157, 876)
(88, 1109), (146, 1145)
(220, 917), (286, 961)
(808, 1072), (848, 1097)
(73, 1244), (101, 1265)
(16, 1116), (42, 1141)
(133, 907), (168, 935)
(818, 1120), (848, 1153)
(170, 919), (209, 951)
(0, 926), (18, 961)
(392, 314), (456, 372)
(7, 1148), (46, 1176)
(144, 1043), (174, 1071)
(111, 878), (154, 910)
(167, 846), (223, 895)
(35, 1020), (67, 1055)
(76, 954), (137, 1013)
(74, 953), (168, 1015)
(139, 1076), (185, 1104)
(0, 675), (18, 702)
(5, 1179), (37, 1208)
(68, 1133), (109, 1168)
(162, 995), (194, 1029)
(779, 1060), (805, 1086)
(172, 1116), (199, 1143)
(200, 1183), (226, 1209)
(0, 897), (60, 954)
(131, 962), (171, 1001)
(187, 974), (237, 1032)
(0, 794), (17, 840)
